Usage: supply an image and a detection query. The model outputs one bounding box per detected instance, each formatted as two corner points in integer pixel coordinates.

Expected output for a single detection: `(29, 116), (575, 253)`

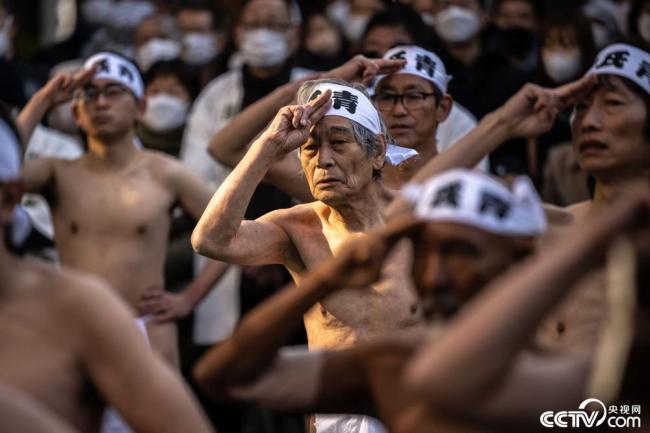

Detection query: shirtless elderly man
(16, 51), (228, 365)
(193, 80), (423, 350)
(191, 169), (593, 433)
(0, 113), (212, 433)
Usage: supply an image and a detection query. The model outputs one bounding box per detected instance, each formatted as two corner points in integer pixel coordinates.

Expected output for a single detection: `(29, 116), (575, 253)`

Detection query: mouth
(316, 177), (341, 187)
(390, 124), (413, 133)
(92, 114), (112, 124)
(579, 140), (608, 153)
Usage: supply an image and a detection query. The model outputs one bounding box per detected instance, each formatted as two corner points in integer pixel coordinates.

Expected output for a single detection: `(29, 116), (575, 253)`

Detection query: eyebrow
(327, 126), (353, 135)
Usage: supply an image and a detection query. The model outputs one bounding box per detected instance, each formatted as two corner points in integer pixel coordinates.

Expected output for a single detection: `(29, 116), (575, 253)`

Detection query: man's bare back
(0, 258), (212, 433)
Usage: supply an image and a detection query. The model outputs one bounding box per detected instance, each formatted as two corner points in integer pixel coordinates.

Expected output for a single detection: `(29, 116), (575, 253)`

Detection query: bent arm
(405, 197), (644, 421)
(207, 84), (312, 201)
(191, 136), (295, 265)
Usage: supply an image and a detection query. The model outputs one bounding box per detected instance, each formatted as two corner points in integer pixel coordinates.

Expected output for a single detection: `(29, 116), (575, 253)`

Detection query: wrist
(253, 132), (287, 162)
(481, 110), (512, 146)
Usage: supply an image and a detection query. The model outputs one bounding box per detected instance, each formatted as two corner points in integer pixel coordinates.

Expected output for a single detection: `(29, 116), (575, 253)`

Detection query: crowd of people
(0, 0), (648, 432)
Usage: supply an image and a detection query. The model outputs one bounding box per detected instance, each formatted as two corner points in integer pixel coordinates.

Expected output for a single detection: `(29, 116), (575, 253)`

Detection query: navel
(410, 303), (419, 315)
(136, 224), (147, 235)
(69, 221), (79, 234)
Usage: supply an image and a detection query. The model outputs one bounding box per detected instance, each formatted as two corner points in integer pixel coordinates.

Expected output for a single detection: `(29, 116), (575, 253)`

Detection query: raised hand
(494, 74), (597, 139)
(326, 55), (406, 86)
(261, 89), (332, 157)
(37, 63), (98, 109)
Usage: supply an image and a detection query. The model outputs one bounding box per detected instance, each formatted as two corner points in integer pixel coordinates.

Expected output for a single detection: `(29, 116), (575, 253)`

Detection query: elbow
(191, 228), (208, 255)
(192, 359), (215, 396)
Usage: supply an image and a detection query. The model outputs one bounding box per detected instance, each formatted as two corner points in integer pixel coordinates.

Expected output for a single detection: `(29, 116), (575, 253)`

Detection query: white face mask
(434, 6), (480, 43)
(182, 32), (219, 65)
(142, 93), (188, 132)
(0, 15), (13, 57)
(48, 100), (79, 135)
(591, 23), (611, 49)
(136, 38), (182, 72)
(421, 12), (435, 26)
(639, 13), (650, 43)
(542, 50), (582, 84)
(343, 14), (370, 43)
(240, 28), (289, 68)
(615, 1), (631, 36)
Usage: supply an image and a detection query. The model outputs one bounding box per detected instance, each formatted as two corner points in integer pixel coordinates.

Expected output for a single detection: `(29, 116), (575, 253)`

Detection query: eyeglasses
(373, 91), (438, 111)
(78, 84), (130, 102)
(239, 21), (291, 32)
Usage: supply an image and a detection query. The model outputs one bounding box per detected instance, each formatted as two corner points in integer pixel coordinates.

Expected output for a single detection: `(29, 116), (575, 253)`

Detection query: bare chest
(289, 225), (422, 349)
(51, 164), (174, 238)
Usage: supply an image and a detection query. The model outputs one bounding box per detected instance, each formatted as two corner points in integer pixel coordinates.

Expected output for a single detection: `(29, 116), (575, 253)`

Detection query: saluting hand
(261, 89), (332, 156)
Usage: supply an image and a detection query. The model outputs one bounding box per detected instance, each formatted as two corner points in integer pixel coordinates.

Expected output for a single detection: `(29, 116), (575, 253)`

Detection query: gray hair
(296, 78), (396, 160)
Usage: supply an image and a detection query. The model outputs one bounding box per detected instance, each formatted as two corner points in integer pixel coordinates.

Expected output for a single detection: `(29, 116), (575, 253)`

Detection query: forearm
(384, 112), (510, 219)
(15, 90), (51, 148)
(193, 270), (332, 393)
(407, 213), (625, 401)
(192, 138), (276, 255)
(208, 84), (296, 168)
(182, 259), (230, 306)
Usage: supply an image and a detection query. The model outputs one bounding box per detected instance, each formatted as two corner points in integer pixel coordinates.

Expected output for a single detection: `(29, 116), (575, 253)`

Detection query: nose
(417, 252), (450, 294)
(316, 144), (335, 168)
(391, 96), (409, 117)
(577, 101), (602, 135)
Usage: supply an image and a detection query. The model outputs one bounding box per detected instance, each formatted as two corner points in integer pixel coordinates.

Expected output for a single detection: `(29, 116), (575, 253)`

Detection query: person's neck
(327, 182), (386, 232)
(447, 37), (481, 66)
(85, 133), (138, 170)
(591, 168), (650, 212)
(383, 139), (438, 187)
(246, 64), (285, 80)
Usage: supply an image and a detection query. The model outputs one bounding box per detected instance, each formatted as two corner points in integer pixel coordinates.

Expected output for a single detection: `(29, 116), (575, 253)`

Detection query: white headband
(0, 119), (21, 182)
(589, 43), (650, 95)
(84, 52), (144, 99)
(375, 45), (452, 94)
(403, 169), (547, 236)
(308, 83), (418, 165)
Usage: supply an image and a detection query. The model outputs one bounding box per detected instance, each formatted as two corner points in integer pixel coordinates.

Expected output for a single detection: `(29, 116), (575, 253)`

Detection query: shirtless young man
(0, 114), (213, 433)
(193, 80), (423, 350)
(16, 52), (228, 365)
(193, 169), (560, 433)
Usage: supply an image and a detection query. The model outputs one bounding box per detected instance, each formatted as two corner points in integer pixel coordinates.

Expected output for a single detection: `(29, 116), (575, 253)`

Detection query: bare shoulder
(259, 201), (321, 228)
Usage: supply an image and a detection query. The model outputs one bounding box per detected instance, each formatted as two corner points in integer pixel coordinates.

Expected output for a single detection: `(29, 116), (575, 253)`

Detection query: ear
(287, 26), (301, 54)
(0, 181), (23, 226)
(436, 94), (453, 124)
(71, 100), (82, 128)
(135, 98), (147, 122)
(372, 133), (387, 171)
(234, 24), (244, 49)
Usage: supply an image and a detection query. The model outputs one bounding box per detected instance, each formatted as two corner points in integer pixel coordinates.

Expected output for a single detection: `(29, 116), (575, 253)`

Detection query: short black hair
(361, 4), (435, 51)
(491, 0), (543, 18)
(173, 0), (226, 30)
(143, 59), (200, 100)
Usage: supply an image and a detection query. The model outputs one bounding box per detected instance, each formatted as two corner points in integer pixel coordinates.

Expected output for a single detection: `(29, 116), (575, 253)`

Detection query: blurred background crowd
(1, 0), (648, 432)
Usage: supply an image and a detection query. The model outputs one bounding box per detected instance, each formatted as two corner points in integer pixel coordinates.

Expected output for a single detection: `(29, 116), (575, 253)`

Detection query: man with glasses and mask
(16, 52), (229, 371)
